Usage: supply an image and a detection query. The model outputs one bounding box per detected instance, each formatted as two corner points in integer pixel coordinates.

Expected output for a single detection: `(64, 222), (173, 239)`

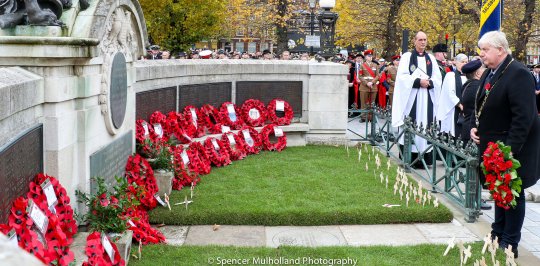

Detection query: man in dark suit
(471, 31), (540, 257)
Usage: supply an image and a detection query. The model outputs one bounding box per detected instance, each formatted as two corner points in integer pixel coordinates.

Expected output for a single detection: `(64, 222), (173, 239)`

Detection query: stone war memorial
(4, 1), (535, 265)
(0, 0), (353, 264)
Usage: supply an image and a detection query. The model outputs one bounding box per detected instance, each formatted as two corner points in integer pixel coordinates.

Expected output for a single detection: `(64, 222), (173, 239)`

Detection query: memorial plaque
(236, 81), (302, 117)
(110, 53), (128, 129)
(0, 125), (43, 224)
(89, 131), (133, 193)
(178, 82), (232, 110)
(136, 87), (176, 120)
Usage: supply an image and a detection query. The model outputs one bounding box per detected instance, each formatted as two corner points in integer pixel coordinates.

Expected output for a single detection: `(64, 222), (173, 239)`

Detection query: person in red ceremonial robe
(351, 54), (364, 109)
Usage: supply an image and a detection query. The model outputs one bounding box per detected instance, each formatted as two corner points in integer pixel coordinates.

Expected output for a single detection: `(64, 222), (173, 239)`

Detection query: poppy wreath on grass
(189, 142), (212, 175)
(221, 132), (247, 161)
(238, 126), (262, 155)
(182, 105), (205, 138)
(241, 99), (267, 127)
(167, 111), (192, 144)
(125, 154), (158, 210)
(204, 137), (232, 167)
(219, 102), (245, 129)
(267, 98), (294, 125)
(149, 111), (169, 141)
(82, 231), (125, 266)
(172, 145), (200, 190)
(260, 124), (287, 152)
(125, 208), (166, 245)
(200, 104), (223, 134)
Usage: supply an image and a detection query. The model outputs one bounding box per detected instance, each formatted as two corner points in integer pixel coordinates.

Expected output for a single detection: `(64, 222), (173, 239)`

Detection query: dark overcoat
(475, 55), (540, 189)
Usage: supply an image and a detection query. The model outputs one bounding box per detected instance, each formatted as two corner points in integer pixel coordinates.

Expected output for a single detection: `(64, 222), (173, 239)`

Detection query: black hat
(355, 54), (364, 59)
(149, 45), (160, 51)
(177, 52), (186, 57)
(461, 60), (482, 74)
(432, 43), (448, 53)
(217, 49), (225, 55)
(262, 49), (271, 55)
(534, 64), (540, 69)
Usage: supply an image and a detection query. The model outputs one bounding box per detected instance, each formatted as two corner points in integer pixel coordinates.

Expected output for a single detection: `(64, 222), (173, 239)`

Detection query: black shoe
(499, 242), (518, 258)
(481, 199), (492, 210)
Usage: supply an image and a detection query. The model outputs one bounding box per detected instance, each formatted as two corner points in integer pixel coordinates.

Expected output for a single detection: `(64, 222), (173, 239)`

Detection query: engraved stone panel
(236, 81), (302, 117)
(89, 131), (133, 193)
(136, 87), (176, 120)
(0, 125), (43, 224)
(110, 53), (128, 128)
(178, 82), (232, 110)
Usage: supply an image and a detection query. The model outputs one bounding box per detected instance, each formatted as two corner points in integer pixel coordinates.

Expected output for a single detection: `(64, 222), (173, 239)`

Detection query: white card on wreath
(28, 200), (48, 235)
(242, 130), (254, 147)
(276, 100), (285, 111)
(128, 219), (136, 227)
(274, 128), (284, 137)
(181, 150), (190, 165)
(154, 193), (167, 207)
(190, 108), (198, 120)
(229, 112), (237, 122)
(102, 234), (115, 261)
(41, 178), (58, 211)
(7, 229), (18, 247)
(153, 124), (163, 138)
(227, 104), (235, 114)
(249, 108), (260, 119)
(211, 139), (220, 150)
(227, 133), (236, 145)
(142, 122), (149, 137)
(221, 125), (231, 133)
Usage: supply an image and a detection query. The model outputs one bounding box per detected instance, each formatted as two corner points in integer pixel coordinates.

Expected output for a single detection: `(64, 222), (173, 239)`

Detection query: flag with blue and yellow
(479, 0), (503, 38)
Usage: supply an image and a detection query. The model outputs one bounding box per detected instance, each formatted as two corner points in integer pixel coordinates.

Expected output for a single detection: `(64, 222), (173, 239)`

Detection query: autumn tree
(139, 0), (226, 53)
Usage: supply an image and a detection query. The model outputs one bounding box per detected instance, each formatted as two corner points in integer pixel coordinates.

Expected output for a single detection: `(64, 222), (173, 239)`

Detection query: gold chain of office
(475, 59), (514, 128)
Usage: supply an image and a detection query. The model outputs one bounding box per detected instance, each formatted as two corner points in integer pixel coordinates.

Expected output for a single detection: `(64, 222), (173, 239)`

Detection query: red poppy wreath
(241, 99), (267, 127)
(260, 124), (287, 152)
(267, 98), (293, 125)
(221, 132), (247, 161)
(189, 142), (212, 175)
(182, 105), (205, 138)
(204, 137), (232, 167)
(219, 102), (245, 129)
(238, 126), (262, 155)
(200, 104), (223, 134)
(172, 145), (200, 190)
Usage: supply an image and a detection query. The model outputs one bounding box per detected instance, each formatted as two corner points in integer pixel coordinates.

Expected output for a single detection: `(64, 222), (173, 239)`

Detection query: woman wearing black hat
(459, 59), (485, 146)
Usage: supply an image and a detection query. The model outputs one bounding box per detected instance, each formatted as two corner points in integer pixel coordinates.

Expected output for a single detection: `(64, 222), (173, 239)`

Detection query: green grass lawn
(149, 145), (452, 225)
(129, 243), (505, 266)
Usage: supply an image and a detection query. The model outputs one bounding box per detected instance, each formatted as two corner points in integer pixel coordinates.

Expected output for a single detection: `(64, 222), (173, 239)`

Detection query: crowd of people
(141, 45), (314, 60)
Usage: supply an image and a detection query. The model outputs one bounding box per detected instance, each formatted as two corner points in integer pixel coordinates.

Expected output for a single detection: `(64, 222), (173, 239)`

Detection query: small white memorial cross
(443, 236), (455, 256)
(504, 245), (516, 266)
(463, 245), (472, 265)
(174, 195), (193, 210)
(482, 233), (491, 254)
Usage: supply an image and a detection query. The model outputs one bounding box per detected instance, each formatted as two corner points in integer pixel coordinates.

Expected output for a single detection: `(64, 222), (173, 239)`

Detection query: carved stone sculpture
(0, 0), (89, 28)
